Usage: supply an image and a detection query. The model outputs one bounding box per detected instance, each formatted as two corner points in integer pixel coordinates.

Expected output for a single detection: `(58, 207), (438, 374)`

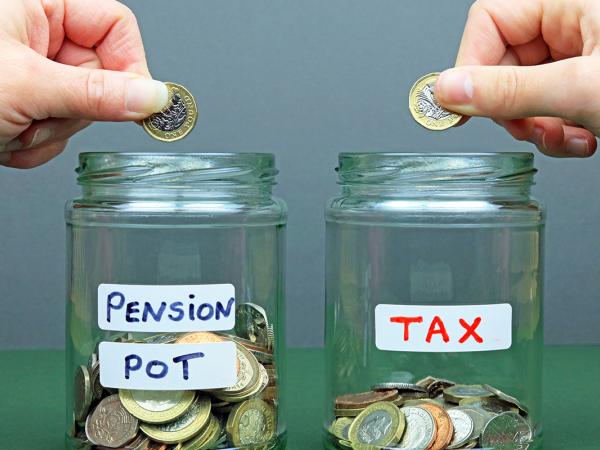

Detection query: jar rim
(76, 152), (277, 186)
(337, 152), (536, 186)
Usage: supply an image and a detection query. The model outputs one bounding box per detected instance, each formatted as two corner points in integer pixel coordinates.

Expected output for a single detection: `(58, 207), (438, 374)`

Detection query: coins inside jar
(329, 376), (534, 450)
(70, 301), (279, 449)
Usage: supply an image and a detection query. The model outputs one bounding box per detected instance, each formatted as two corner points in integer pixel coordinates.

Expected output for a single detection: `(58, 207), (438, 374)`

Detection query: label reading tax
(98, 283), (235, 332)
(99, 342), (237, 390)
(375, 304), (512, 352)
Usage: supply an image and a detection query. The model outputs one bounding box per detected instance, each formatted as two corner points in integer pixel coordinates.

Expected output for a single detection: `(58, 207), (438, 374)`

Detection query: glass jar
(324, 153), (544, 450)
(66, 153), (287, 450)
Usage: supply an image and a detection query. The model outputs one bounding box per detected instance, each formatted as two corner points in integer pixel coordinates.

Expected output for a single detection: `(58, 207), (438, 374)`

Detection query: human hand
(0, 0), (168, 169)
(435, 0), (600, 158)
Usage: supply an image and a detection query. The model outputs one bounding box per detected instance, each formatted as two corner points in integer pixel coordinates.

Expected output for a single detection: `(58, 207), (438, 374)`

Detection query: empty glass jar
(66, 153), (287, 449)
(324, 153), (544, 450)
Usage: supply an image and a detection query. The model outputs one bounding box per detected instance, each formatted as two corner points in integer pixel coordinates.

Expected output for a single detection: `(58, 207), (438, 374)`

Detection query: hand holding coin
(434, 0), (600, 158)
(0, 0), (169, 169)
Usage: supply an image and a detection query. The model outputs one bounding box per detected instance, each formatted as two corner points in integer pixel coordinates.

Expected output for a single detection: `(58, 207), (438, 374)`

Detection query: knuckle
(493, 67), (521, 114)
(84, 70), (109, 114)
(564, 59), (596, 117)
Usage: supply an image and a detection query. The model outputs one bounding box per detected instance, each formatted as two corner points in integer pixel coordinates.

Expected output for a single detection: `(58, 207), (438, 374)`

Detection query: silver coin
(446, 409), (475, 449)
(456, 406), (496, 440)
(235, 303), (270, 348)
(372, 382), (427, 393)
(481, 412), (533, 450)
(85, 395), (138, 447)
(74, 365), (92, 422)
(397, 406), (436, 449)
(356, 410), (395, 444)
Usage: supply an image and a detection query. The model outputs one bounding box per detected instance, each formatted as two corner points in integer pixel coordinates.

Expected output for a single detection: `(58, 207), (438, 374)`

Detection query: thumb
(435, 57), (596, 124)
(30, 57), (169, 122)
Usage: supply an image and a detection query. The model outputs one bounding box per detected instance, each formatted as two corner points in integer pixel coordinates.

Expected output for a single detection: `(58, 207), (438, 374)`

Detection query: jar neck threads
(337, 153), (536, 200)
(76, 153), (277, 200)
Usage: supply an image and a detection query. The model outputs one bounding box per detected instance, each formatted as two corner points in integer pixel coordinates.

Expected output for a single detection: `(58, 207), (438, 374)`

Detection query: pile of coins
(71, 303), (279, 450)
(329, 376), (533, 449)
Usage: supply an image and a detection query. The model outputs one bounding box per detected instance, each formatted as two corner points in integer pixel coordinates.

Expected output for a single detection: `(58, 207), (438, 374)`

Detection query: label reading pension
(375, 304), (512, 352)
(99, 342), (237, 390)
(98, 283), (235, 332)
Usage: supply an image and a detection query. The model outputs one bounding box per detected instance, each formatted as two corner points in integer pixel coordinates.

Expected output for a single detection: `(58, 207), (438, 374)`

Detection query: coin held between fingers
(127, 78), (169, 114)
(409, 72), (463, 131)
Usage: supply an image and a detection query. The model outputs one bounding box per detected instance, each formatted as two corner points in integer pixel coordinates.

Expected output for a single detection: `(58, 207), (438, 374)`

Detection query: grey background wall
(1, 0), (599, 349)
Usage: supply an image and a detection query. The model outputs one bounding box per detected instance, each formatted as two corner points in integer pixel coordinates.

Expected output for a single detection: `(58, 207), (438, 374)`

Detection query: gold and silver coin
(443, 384), (495, 404)
(348, 401), (405, 446)
(143, 82), (198, 142)
(409, 72), (462, 130)
(175, 414), (222, 450)
(140, 395), (211, 444)
(330, 417), (354, 440)
(119, 389), (196, 424)
(226, 398), (277, 446)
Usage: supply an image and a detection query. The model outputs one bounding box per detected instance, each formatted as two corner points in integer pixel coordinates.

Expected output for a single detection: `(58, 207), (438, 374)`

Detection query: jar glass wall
(66, 153), (287, 449)
(324, 153), (544, 450)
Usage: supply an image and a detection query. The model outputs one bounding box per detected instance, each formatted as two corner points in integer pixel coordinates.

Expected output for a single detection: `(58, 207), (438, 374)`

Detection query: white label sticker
(98, 284), (235, 332)
(375, 304), (512, 353)
(99, 342), (237, 390)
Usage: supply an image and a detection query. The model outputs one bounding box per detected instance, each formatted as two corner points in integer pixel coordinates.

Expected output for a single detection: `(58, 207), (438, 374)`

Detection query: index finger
(62, 0), (150, 76)
(456, 0), (544, 66)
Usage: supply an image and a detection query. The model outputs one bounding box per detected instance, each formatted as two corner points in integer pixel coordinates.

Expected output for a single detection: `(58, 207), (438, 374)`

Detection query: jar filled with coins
(66, 152), (287, 450)
(324, 153), (544, 450)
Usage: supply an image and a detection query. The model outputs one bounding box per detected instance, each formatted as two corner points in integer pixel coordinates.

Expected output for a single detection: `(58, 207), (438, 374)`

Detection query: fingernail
(0, 151), (11, 165)
(30, 128), (53, 148)
(436, 69), (474, 104)
(530, 126), (545, 148)
(566, 137), (590, 157)
(126, 78), (169, 114)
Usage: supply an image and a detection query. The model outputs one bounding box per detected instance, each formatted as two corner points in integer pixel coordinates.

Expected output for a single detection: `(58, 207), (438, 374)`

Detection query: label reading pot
(99, 342), (237, 390)
(375, 304), (512, 352)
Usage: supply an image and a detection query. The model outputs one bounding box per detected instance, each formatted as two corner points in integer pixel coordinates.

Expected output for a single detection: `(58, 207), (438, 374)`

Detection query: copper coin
(85, 395), (138, 448)
(419, 403), (454, 450)
(262, 386), (278, 402)
(335, 389), (399, 410)
(176, 331), (225, 344)
(176, 332), (240, 371)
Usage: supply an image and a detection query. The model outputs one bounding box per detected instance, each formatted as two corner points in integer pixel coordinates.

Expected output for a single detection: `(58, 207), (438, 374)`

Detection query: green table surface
(1, 346), (599, 450)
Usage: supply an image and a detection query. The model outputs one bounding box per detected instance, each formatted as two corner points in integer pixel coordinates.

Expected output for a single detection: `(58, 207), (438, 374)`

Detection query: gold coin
(226, 398), (276, 446)
(119, 389), (195, 424)
(143, 82), (198, 142)
(140, 396), (211, 444)
(409, 72), (462, 130)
